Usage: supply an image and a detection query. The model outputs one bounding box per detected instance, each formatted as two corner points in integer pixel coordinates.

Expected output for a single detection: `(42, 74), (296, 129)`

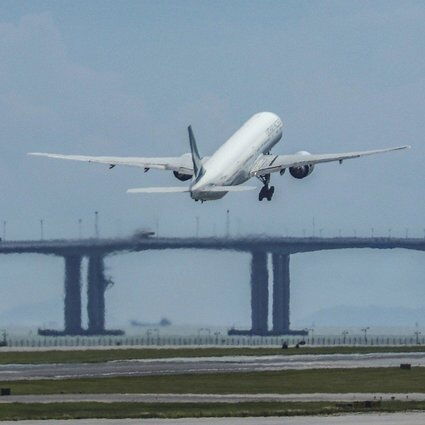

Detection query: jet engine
(173, 171), (192, 181)
(289, 151), (315, 179)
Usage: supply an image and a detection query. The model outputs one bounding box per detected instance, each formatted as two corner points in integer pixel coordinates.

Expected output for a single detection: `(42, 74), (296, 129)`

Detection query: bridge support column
(250, 251), (269, 335)
(87, 255), (107, 334)
(64, 255), (83, 335)
(272, 253), (290, 334)
(228, 251), (307, 337)
(86, 255), (124, 336)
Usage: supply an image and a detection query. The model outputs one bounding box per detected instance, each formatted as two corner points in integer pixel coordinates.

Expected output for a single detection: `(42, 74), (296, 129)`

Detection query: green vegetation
(3, 367), (425, 395)
(1, 345), (425, 364)
(0, 400), (424, 420)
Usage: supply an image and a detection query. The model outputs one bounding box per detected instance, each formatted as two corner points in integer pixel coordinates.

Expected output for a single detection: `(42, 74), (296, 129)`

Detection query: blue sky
(0, 1), (424, 331)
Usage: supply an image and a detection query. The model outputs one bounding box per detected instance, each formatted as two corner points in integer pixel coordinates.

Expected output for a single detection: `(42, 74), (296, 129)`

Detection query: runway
(0, 392), (422, 404)
(1, 413), (425, 424)
(1, 352), (425, 380)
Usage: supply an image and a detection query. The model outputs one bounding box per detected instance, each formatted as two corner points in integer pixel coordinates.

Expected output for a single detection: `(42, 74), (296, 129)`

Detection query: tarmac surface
(2, 413), (425, 424)
(1, 352), (425, 380)
(0, 392), (422, 404)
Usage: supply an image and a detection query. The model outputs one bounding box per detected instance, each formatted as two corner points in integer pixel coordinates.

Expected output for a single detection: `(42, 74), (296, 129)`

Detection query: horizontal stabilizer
(127, 187), (190, 194)
(207, 185), (257, 192)
(127, 185), (256, 194)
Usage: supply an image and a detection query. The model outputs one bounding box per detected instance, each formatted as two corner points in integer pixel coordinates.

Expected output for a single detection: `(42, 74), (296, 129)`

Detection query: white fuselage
(190, 112), (283, 200)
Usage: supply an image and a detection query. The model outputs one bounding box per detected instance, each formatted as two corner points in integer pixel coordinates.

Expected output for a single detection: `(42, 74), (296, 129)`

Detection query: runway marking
(0, 392), (423, 404)
(3, 413), (425, 425)
(2, 352), (425, 381)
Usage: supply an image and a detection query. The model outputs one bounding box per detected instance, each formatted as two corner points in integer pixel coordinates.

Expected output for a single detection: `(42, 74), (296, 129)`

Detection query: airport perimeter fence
(3, 335), (425, 348)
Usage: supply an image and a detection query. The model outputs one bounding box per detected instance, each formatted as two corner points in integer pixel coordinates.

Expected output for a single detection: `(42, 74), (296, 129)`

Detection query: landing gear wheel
(266, 186), (275, 201)
(258, 186), (268, 201)
(257, 174), (273, 202)
(258, 185), (275, 201)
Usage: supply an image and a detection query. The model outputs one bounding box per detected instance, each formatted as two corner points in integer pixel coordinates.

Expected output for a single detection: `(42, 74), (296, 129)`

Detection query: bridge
(1, 235), (424, 336)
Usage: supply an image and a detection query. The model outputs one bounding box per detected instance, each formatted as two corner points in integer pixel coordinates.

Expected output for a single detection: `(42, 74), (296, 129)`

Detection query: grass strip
(1, 346), (425, 365)
(0, 400), (425, 420)
(2, 367), (425, 395)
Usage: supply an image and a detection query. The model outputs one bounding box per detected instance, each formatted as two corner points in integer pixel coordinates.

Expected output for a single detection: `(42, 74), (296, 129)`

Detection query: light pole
(226, 210), (230, 238)
(40, 219), (44, 240)
(339, 229), (342, 238)
(94, 211), (99, 238)
(361, 327), (370, 344)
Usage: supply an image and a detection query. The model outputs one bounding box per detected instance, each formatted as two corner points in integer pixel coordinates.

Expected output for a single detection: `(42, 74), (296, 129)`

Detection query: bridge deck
(0, 236), (424, 255)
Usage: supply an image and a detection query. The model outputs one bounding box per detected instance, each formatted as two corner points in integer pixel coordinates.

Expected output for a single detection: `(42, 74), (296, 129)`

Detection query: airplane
(29, 112), (410, 202)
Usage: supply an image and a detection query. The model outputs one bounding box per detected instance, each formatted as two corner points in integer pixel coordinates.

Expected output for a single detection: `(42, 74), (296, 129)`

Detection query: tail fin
(188, 125), (204, 179)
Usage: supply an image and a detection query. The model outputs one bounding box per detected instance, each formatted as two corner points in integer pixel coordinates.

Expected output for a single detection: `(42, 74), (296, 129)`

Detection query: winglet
(188, 125), (204, 180)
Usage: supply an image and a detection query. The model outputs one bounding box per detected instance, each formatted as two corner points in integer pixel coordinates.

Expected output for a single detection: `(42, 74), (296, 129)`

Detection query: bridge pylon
(86, 255), (122, 335)
(39, 253), (123, 336)
(64, 255), (83, 335)
(229, 251), (307, 337)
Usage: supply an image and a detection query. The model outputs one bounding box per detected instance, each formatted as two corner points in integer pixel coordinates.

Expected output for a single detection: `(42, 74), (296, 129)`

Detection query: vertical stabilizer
(188, 125), (204, 179)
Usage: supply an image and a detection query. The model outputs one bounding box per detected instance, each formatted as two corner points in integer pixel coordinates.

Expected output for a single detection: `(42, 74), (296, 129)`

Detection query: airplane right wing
(250, 145), (410, 176)
(28, 152), (196, 175)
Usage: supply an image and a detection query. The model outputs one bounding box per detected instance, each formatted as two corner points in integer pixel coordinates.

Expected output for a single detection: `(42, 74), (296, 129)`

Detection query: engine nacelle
(173, 171), (192, 181)
(289, 151), (315, 179)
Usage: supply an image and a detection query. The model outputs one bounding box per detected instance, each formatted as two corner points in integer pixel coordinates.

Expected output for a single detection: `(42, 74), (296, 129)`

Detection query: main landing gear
(257, 174), (275, 201)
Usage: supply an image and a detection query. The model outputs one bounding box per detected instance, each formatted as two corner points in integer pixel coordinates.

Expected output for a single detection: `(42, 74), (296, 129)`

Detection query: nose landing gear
(257, 174), (275, 201)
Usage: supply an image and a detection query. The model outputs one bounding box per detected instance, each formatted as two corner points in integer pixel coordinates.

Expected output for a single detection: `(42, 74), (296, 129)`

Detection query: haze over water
(0, 1), (424, 332)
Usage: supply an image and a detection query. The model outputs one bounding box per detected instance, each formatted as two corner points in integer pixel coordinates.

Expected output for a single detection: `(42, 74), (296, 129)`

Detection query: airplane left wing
(28, 152), (195, 175)
(251, 145), (410, 176)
